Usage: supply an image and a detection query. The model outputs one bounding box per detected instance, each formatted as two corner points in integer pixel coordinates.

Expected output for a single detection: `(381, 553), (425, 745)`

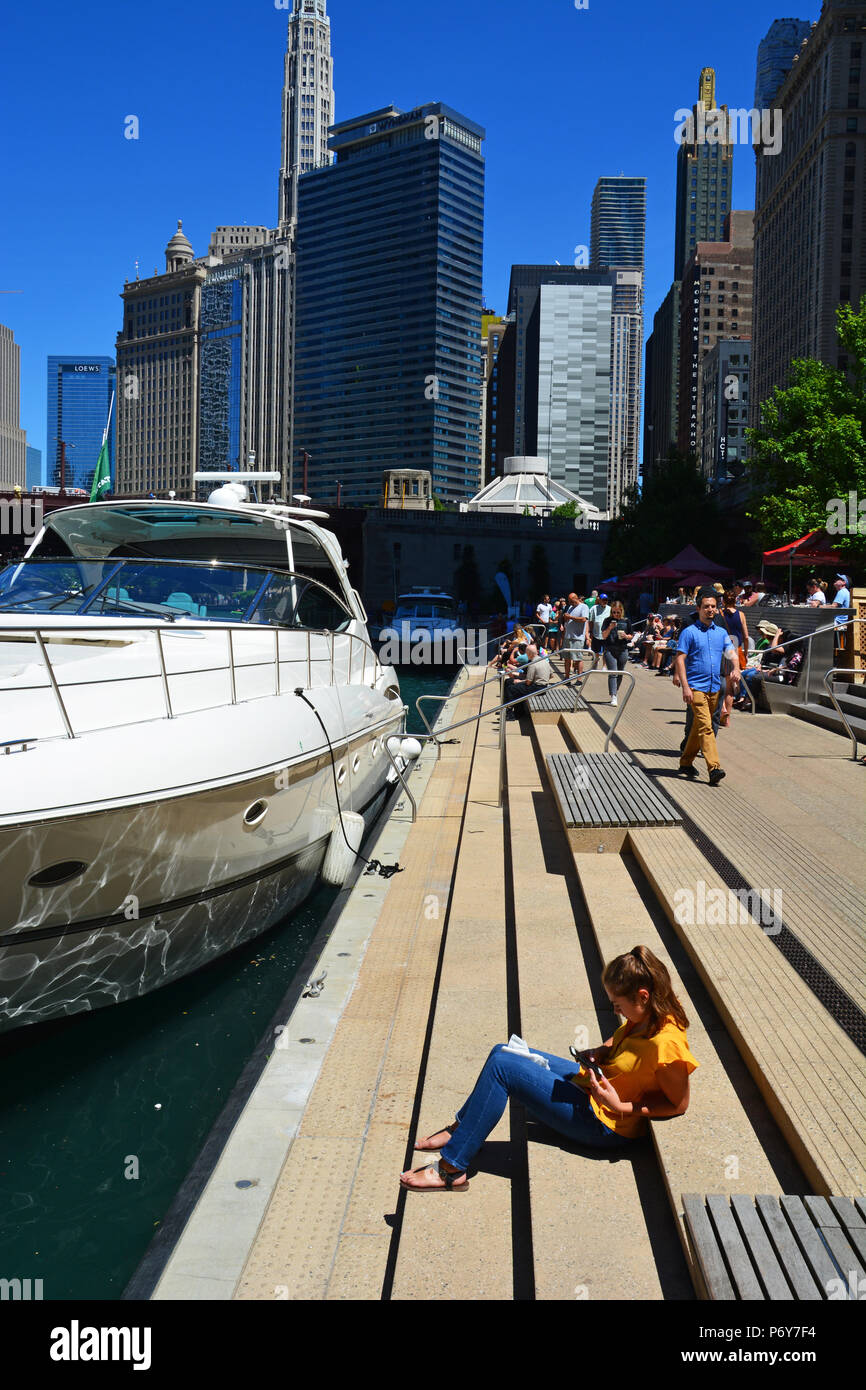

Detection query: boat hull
(0, 708), (403, 1032)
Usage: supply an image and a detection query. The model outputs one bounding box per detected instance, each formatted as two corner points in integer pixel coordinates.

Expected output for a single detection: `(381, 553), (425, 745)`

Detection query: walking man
(562, 592), (590, 679)
(674, 591), (740, 785)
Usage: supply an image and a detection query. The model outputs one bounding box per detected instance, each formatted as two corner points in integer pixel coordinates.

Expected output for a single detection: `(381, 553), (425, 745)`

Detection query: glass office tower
(294, 102), (485, 505)
(46, 357), (116, 492)
(590, 176), (646, 273)
(754, 18), (813, 110)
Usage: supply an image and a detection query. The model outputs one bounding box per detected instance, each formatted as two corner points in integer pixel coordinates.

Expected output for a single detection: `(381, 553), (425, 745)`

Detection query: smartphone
(569, 1045), (602, 1077)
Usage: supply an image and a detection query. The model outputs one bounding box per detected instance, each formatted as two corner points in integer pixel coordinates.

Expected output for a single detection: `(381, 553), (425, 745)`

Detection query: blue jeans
(603, 648), (628, 698)
(440, 1045), (634, 1172)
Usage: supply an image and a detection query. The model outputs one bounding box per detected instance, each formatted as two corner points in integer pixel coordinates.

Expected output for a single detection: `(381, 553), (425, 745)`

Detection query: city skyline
(2, 0), (825, 465)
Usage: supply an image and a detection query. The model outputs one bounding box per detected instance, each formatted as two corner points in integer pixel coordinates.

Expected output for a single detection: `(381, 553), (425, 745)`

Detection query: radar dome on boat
(208, 483), (249, 507)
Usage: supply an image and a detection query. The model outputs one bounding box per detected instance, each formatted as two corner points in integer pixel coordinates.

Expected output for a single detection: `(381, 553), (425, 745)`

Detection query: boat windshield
(0, 559), (352, 631)
(395, 602), (457, 620)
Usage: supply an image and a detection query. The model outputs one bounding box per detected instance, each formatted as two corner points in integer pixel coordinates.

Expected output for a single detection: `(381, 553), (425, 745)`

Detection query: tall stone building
(751, 0), (866, 423)
(674, 68), (734, 281)
(678, 211), (754, 458)
(115, 223), (206, 496)
(277, 0), (335, 238)
(0, 324), (26, 490)
(644, 67), (735, 479)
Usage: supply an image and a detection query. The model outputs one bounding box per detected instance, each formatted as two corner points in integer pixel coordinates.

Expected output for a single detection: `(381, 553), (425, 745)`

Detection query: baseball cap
(836, 573), (850, 585)
(598, 592), (609, 601)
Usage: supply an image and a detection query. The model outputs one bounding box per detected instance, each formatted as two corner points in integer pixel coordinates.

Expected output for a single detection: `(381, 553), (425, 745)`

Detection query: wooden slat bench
(527, 686), (587, 721)
(546, 751), (682, 850)
(683, 1193), (866, 1300)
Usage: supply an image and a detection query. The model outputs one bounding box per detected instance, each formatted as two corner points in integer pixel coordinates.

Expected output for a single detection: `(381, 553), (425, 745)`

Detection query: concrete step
(789, 700), (866, 743)
(507, 721), (688, 1300)
(570, 844), (803, 1291)
(629, 825), (866, 1199)
(231, 670), (487, 1301)
(392, 671), (516, 1300)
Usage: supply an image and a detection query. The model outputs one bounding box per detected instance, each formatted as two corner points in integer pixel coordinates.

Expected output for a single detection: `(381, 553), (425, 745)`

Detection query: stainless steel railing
(0, 620), (388, 741)
(821, 668), (864, 760)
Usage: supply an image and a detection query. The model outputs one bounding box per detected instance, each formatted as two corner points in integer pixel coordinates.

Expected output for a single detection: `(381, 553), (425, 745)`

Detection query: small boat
(0, 487), (405, 1032)
(371, 588), (468, 665)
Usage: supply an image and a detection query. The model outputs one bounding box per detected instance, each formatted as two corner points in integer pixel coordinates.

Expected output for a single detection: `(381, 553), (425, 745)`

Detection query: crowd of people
(486, 572), (858, 782)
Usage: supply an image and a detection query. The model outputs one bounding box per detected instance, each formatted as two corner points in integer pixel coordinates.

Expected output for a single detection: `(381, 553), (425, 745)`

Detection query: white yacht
(0, 488), (404, 1031)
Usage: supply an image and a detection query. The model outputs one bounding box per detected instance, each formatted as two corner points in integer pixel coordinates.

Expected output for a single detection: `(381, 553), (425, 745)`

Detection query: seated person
(401, 946), (698, 1191)
(502, 642), (550, 718)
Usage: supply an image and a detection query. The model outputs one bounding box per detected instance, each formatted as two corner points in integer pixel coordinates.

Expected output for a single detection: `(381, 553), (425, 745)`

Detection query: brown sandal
(400, 1162), (469, 1193)
(414, 1123), (458, 1152)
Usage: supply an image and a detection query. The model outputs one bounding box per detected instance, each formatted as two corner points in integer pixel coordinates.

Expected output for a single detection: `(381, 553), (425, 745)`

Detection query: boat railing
(0, 619), (389, 741)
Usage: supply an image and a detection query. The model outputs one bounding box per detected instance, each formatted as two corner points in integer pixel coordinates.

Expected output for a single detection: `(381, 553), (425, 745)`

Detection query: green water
(0, 668), (455, 1300)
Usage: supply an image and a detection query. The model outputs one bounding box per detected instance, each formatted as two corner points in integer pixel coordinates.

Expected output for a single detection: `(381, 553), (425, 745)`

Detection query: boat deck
(145, 663), (865, 1301)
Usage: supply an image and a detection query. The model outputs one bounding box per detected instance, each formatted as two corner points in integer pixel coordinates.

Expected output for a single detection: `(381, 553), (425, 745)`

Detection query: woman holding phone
(400, 946), (698, 1190)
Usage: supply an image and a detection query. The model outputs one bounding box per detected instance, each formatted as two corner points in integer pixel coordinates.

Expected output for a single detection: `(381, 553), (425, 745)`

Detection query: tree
(603, 451), (722, 576)
(746, 295), (866, 563)
(432, 493), (446, 512)
(550, 500), (580, 525)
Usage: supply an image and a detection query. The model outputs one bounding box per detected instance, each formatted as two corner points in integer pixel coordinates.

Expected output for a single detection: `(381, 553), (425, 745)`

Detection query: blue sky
(1, 0), (815, 461)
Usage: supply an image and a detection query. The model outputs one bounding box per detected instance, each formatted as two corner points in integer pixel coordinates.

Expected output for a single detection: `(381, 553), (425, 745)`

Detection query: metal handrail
(821, 668), (864, 760)
(1, 619), (388, 740)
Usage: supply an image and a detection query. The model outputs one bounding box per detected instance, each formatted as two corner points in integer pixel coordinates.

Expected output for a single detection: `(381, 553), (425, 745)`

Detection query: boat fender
(321, 811), (365, 886)
(399, 737), (423, 760)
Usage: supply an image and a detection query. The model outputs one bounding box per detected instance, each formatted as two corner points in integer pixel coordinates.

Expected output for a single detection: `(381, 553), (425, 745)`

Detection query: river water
(0, 668), (454, 1300)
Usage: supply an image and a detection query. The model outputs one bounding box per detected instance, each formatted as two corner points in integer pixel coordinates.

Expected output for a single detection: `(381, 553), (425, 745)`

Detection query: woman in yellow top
(401, 945), (698, 1190)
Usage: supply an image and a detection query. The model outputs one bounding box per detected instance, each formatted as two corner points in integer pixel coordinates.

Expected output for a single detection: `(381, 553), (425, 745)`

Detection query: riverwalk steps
(554, 670), (866, 1201)
(232, 667), (489, 1300)
(157, 657), (864, 1300)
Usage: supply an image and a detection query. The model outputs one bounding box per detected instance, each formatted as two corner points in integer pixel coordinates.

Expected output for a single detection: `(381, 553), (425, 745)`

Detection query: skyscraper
(535, 283), (613, 511)
(115, 223), (205, 496)
(498, 266), (640, 513)
(46, 355), (116, 493)
(751, 0), (865, 423)
(589, 178), (646, 509)
(294, 103), (485, 505)
(0, 324), (26, 490)
(754, 17), (814, 110)
(674, 69), (734, 281)
(678, 211), (754, 457)
(590, 176), (647, 272)
(198, 241), (293, 486)
(277, 0), (335, 238)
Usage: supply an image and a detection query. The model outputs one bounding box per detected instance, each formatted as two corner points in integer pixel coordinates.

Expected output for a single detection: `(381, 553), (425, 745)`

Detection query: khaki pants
(681, 690), (721, 772)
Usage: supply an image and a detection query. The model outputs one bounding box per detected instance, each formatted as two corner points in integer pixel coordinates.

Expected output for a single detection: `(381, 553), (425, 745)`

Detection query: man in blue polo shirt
(674, 590), (740, 785)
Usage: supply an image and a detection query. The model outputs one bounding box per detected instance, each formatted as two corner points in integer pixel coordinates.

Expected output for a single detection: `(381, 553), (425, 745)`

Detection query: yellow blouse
(575, 1016), (699, 1139)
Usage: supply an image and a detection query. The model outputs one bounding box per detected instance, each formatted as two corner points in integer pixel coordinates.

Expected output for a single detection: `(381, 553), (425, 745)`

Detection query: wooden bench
(683, 1193), (866, 1300)
(546, 751), (682, 850)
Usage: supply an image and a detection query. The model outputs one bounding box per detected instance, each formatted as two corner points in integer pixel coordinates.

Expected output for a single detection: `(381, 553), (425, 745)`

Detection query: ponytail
(602, 945), (689, 1037)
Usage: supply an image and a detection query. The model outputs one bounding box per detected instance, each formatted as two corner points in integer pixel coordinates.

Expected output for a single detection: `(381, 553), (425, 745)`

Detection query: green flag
(90, 438), (111, 502)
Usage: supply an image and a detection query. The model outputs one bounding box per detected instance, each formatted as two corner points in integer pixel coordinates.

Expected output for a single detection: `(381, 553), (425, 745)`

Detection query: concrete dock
(147, 662), (866, 1301)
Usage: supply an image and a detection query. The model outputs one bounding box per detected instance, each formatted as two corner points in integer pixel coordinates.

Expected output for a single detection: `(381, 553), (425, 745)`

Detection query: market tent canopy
(664, 544), (734, 576)
(762, 529), (843, 566)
